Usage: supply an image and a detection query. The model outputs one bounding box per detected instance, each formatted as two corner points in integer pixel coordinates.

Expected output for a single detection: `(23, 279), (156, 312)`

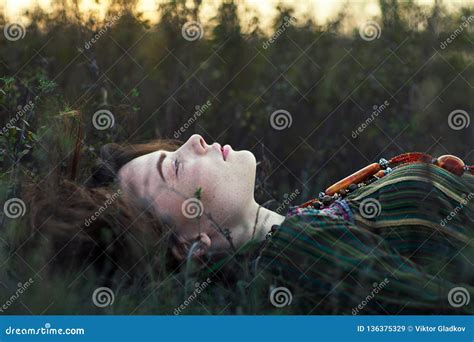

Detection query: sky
(2, 0), (469, 32)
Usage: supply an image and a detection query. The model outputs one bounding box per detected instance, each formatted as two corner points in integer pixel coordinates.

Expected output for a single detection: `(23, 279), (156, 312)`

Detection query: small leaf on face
(194, 187), (202, 200)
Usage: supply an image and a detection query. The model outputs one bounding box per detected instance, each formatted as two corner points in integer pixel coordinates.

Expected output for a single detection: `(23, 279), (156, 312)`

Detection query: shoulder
(257, 210), (382, 267)
(345, 162), (473, 202)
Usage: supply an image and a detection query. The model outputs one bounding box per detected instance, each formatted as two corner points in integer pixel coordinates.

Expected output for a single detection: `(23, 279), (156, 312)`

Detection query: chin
(226, 150), (257, 185)
(238, 150), (257, 170)
(239, 150), (257, 184)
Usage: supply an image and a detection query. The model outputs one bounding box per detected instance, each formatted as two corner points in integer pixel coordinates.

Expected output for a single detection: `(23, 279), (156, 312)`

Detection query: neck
(231, 200), (285, 248)
(252, 205), (285, 241)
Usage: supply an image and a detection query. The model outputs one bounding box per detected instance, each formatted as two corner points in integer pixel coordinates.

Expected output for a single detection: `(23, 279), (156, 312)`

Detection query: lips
(214, 142), (231, 161)
(222, 145), (230, 161)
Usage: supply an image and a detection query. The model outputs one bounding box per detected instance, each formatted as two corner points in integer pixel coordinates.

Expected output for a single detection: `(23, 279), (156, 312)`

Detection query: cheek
(224, 151), (256, 192)
(154, 189), (213, 240)
(154, 190), (198, 230)
(184, 151), (256, 195)
(170, 153), (256, 222)
(181, 163), (220, 198)
(203, 154), (256, 213)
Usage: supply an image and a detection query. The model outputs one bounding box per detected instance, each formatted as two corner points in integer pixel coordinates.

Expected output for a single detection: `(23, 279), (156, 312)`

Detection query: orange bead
(325, 163), (381, 195)
(435, 155), (465, 176)
(374, 170), (386, 178)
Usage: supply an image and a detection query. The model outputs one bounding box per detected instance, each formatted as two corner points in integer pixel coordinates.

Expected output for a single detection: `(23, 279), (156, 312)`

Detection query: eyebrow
(157, 153), (166, 182)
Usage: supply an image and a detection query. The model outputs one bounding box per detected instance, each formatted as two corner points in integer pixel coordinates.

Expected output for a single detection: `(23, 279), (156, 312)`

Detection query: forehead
(117, 149), (184, 222)
(126, 150), (161, 169)
(118, 150), (163, 198)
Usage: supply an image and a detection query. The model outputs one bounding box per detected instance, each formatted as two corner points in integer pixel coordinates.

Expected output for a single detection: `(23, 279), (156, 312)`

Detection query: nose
(186, 134), (207, 155)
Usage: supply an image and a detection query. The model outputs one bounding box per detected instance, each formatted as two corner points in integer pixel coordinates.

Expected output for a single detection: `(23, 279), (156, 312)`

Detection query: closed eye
(174, 158), (180, 178)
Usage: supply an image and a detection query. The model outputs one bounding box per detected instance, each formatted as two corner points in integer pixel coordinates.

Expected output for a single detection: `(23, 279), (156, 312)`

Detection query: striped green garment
(255, 163), (474, 314)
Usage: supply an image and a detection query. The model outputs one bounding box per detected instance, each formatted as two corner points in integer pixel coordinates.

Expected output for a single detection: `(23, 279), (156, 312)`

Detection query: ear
(171, 233), (211, 261)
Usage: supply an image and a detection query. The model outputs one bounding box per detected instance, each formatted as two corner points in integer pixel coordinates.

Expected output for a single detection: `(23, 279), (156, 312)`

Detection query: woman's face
(118, 134), (257, 246)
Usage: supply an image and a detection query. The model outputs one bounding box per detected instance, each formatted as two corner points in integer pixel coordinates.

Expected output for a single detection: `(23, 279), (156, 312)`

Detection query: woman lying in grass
(23, 134), (474, 314)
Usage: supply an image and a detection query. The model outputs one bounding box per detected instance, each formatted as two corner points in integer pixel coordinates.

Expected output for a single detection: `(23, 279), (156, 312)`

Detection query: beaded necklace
(299, 153), (474, 210)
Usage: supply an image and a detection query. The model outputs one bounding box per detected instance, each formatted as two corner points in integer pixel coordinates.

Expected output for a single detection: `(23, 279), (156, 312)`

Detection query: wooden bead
(434, 155), (465, 176)
(300, 198), (320, 209)
(374, 170), (386, 178)
(325, 163), (381, 196)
